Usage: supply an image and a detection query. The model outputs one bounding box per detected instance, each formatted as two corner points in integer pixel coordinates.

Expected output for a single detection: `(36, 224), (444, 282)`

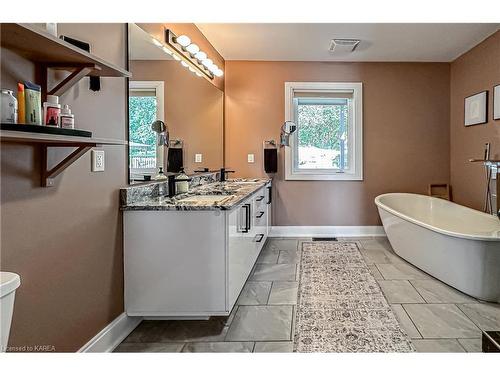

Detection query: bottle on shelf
(43, 95), (61, 127)
(24, 81), (42, 125)
(59, 104), (75, 129)
(17, 83), (25, 124)
(0, 89), (18, 124)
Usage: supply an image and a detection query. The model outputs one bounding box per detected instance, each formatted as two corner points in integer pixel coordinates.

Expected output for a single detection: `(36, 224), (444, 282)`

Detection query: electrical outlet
(91, 149), (105, 172)
(247, 153), (255, 163)
(195, 154), (203, 163)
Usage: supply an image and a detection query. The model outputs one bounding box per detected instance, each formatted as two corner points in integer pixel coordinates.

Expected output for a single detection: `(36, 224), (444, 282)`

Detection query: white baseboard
(269, 226), (385, 238)
(78, 313), (142, 353)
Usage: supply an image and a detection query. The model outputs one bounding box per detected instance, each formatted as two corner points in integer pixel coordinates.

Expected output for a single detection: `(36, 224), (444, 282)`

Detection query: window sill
(130, 168), (157, 176)
(285, 172), (363, 181)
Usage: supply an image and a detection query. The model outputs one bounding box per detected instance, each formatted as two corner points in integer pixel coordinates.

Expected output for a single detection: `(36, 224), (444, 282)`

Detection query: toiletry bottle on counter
(154, 167), (168, 180)
(24, 81), (42, 125)
(0, 89), (18, 123)
(59, 104), (75, 129)
(43, 95), (61, 126)
(176, 167), (189, 194)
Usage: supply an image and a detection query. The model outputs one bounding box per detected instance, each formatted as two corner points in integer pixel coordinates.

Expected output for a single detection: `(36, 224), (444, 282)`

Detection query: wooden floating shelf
(0, 130), (126, 146)
(1, 23), (131, 78)
(1, 23), (131, 98)
(1, 130), (127, 187)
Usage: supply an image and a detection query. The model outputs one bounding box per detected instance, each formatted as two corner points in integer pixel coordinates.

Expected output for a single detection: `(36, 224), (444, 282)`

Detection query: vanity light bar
(163, 29), (223, 80)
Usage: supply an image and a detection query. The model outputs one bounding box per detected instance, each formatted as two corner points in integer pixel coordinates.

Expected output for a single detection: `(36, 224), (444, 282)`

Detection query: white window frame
(284, 81), (363, 181)
(129, 81), (164, 176)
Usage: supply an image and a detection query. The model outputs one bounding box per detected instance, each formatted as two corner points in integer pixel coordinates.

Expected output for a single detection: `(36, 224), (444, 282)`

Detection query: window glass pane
(296, 99), (349, 170)
(129, 96), (157, 170)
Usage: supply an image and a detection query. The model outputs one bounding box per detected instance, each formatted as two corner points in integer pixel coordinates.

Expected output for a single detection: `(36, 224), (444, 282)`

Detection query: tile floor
(114, 237), (500, 353)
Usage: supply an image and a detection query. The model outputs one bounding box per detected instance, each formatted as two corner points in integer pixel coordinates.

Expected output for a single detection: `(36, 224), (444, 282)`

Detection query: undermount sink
(177, 195), (234, 204)
(228, 180), (261, 184)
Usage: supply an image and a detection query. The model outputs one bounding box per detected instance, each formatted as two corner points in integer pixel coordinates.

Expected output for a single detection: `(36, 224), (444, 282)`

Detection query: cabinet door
(227, 200), (255, 310)
(124, 211), (226, 316)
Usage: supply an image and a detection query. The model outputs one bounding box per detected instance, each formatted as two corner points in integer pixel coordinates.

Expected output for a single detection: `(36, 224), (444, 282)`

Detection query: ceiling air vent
(329, 38), (361, 53)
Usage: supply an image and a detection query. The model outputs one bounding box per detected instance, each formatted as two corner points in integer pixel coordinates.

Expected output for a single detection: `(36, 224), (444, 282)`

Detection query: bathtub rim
(375, 193), (500, 242)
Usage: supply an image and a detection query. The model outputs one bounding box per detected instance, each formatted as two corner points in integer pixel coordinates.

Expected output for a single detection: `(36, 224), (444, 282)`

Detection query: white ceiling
(196, 23), (499, 62)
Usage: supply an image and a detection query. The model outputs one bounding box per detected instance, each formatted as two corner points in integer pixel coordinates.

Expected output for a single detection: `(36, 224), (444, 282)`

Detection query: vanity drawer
(252, 187), (268, 254)
(254, 191), (267, 209)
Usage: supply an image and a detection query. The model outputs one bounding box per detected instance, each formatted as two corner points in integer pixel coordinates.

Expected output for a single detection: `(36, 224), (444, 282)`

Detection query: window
(128, 81), (164, 177)
(284, 82), (363, 181)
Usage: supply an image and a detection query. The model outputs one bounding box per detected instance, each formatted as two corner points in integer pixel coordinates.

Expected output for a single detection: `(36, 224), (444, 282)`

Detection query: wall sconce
(159, 29), (223, 81)
(280, 121), (297, 147)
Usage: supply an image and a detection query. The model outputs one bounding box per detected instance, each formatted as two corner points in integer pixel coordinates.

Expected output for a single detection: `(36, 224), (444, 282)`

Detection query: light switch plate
(247, 153), (255, 163)
(91, 149), (105, 172)
(195, 154), (203, 163)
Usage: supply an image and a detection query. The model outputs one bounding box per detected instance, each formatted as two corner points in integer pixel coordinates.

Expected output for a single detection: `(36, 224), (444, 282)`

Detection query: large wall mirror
(127, 23), (224, 183)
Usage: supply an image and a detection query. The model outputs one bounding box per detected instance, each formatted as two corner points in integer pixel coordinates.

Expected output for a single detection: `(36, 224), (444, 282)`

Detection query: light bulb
(195, 72), (203, 77)
(172, 54), (181, 61)
(214, 69), (223, 77)
(176, 35), (191, 47)
(188, 66), (196, 73)
(195, 51), (207, 60)
(181, 61), (189, 68)
(202, 58), (213, 67)
(208, 64), (218, 73)
(152, 38), (162, 47)
(162, 46), (172, 55)
(186, 43), (199, 54)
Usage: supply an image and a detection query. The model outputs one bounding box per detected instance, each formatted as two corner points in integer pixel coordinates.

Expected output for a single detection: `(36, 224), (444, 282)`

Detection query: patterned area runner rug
(294, 242), (414, 352)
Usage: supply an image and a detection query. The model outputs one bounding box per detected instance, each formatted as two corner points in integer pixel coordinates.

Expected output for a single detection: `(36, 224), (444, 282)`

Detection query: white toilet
(0, 272), (21, 352)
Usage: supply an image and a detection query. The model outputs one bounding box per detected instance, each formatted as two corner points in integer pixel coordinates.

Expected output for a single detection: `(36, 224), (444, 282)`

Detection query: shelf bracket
(47, 64), (98, 97)
(41, 144), (94, 187)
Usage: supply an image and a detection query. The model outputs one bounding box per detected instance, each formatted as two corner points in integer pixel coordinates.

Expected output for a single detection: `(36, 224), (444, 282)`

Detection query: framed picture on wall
(494, 85), (500, 120)
(464, 91), (488, 126)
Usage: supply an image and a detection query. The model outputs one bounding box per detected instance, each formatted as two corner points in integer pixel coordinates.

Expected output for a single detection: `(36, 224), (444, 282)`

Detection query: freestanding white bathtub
(375, 193), (500, 302)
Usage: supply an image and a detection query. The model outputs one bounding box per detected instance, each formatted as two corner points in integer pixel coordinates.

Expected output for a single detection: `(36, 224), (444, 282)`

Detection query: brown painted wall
(130, 60), (224, 173)
(0, 24), (127, 352)
(225, 61), (451, 225)
(136, 23), (225, 91)
(450, 31), (500, 210)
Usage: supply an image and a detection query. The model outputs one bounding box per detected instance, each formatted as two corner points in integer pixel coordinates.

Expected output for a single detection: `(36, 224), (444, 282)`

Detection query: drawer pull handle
(267, 186), (272, 204)
(242, 203), (251, 233)
(256, 211), (265, 218)
(256, 195), (265, 202)
(254, 234), (265, 243)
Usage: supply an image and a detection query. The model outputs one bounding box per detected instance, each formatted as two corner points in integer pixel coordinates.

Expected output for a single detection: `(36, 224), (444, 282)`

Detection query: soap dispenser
(154, 167), (168, 181)
(176, 167), (189, 194)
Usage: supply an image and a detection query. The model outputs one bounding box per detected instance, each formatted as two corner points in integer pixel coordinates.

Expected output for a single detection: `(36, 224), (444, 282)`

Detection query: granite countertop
(121, 178), (271, 211)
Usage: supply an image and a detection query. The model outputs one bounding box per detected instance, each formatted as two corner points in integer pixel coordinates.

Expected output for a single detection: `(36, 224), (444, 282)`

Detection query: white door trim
(78, 313), (142, 353)
(269, 226), (385, 238)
